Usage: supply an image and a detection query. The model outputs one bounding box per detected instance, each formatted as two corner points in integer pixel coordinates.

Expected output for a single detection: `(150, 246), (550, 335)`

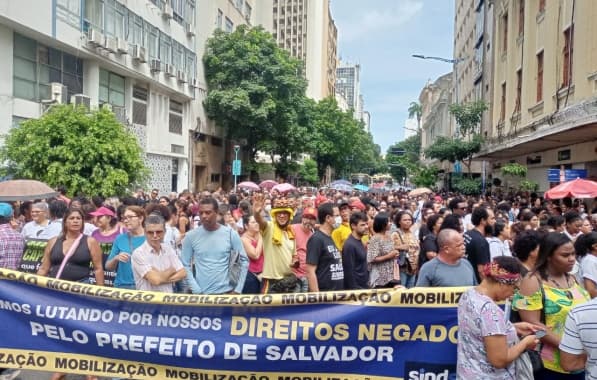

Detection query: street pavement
(3, 369), (110, 379)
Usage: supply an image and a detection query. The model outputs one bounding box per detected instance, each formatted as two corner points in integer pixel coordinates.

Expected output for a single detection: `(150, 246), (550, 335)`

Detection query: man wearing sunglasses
(131, 214), (186, 292)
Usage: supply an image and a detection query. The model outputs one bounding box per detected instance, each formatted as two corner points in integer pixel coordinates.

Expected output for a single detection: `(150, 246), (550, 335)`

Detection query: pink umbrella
(272, 183), (296, 193)
(544, 178), (597, 199)
(237, 181), (260, 191)
(259, 179), (278, 190)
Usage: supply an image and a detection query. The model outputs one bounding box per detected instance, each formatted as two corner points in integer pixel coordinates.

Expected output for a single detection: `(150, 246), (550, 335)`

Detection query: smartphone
(535, 330), (547, 339)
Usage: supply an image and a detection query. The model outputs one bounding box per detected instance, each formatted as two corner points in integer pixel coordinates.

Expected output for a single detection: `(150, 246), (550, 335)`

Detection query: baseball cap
(89, 206), (116, 218)
(302, 207), (317, 219)
(350, 200), (366, 211)
(0, 203), (13, 218)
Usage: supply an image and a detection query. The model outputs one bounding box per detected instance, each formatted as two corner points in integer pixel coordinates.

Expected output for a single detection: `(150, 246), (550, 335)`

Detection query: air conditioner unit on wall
(150, 59), (162, 72)
(177, 70), (188, 83)
(116, 38), (128, 54)
(189, 77), (199, 88)
(162, 3), (173, 19)
(86, 28), (103, 46)
(132, 45), (146, 63)
(104, 36), (117, 53)
(185, 23), (195, 37)
(165, 64), (176, 77)
(70, 94), (91, 109)
(50, 83), (68, 104)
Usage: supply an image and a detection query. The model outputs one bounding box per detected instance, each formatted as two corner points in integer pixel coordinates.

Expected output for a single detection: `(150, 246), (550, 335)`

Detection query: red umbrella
(259, 180), (278, 190)
(272, 183), (296, 193)
(544, 178), (597, 199)
(237, 181), (259, 191)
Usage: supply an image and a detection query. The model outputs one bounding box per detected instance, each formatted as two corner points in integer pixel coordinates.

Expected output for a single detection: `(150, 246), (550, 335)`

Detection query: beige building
(191, 0), (256, 191)
(269, 0), (337, 100)
(419, 74), (454, 188)
(480, 0), (597, 191)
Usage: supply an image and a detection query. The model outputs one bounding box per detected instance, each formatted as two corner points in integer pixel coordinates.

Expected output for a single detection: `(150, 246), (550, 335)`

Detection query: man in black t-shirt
(464, 206), (496, 283)
(342, 212), (369, 289)
(306, 202), (344, 291)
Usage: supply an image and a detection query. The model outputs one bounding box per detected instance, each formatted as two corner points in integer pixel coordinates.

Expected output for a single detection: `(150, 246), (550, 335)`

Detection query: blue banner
(0, 269), (464, 379)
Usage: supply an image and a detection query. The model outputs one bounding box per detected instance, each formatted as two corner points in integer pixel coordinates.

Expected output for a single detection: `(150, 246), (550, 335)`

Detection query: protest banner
(0, 269), (464, 379)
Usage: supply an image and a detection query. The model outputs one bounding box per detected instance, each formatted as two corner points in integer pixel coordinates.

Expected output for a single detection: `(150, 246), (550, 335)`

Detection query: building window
(172, 0), (184, 23)
(132, 86), (148, 126)
(500, 82), (506, 122)
(210, 173), (220, 182)
(147, 24), (159, 60)
(515, 69), (522, 112)
(99, 69), (125, 107)
(103, 0), (126, 38)
(537, 51), (544, 101)
(562, 26), (574, 88)
(216, 9), (223, 29)
(185, 50), (196, 79)
(502, 12), (508, 53)
(13, 33), (83, 102)
(169, 99), (183, 135)
(518, 0), (524, 36)
(244, 2), (252, 21)
(539, 0), (546, 13)
(225, 17), (234, 33)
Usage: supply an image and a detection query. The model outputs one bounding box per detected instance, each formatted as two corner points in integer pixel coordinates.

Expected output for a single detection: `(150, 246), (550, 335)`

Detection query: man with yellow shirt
(253, 195), (299, 293)
(332, 199), (366, 250)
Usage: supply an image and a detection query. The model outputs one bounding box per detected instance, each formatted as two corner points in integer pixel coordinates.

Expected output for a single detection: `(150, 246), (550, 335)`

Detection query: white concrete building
(0, 0), (199, 194)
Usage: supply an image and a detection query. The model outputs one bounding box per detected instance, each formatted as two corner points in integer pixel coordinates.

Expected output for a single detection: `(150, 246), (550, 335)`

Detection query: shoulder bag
(55, 234), (84, 279)
(228, 227), (242, 287)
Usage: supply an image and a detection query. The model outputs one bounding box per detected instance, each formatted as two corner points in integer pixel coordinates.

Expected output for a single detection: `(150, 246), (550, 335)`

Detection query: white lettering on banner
(265, 345), (393, 362)
(30, 322), (89, 344)
(95, 333), (216, 358)
(0, 300), (32, 314)
(35, 305), (114, 322)
(156, 315), (222, 330)
(223, 342), (258, 360)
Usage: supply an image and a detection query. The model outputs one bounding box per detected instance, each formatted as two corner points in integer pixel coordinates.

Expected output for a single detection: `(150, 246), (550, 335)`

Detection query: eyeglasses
(122, 215), (139, 221)
(147, 230), (165, 236)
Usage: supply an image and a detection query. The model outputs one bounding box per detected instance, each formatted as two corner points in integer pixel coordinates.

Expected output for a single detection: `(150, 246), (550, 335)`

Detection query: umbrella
(237, 181), (259, 191)
(259, 180), (278, 190)
(331, 183), (353, 192)
(272, 183), (296, 193)
(544, 178), (597, 199)
(408, 187), (433, 197)
(353, 184), (369, 192)
(331, 179), (351, 186)
(0, 179), (59, 201)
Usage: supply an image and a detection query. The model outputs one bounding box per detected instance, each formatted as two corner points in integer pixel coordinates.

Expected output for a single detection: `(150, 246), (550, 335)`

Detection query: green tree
(407, 101), (422, 129)
(0, 105), (147, 196)
(386, 130), (422, 184)
(425, 101), (487, 176)
(298, 158), (319, 186)
(203, 26), (309, 180)
(410, 165), (438, 188)
(308, 97), (365, 178)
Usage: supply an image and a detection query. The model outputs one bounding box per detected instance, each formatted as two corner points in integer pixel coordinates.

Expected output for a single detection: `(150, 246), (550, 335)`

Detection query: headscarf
(269, 198), (295, 245)
(482, 261), (521, 285)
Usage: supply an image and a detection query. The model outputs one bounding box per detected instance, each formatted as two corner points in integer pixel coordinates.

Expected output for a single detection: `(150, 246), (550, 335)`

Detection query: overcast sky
(330, 0), (455, 152)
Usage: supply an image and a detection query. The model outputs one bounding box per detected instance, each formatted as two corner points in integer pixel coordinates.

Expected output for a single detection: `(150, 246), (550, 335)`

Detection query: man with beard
(342, 211), (369, 289)
(253, 195), (299, 293)
(464, 206), (496, 283)
(306, 202), (344, 292)
(291, 207), (317, 292)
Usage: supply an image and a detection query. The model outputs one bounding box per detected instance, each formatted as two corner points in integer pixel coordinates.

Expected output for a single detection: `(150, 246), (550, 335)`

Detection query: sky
(330, 0), (455, 152)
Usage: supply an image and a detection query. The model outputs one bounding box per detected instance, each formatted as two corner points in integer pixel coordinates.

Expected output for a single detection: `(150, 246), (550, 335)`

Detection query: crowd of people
(0, 185), (597, 380)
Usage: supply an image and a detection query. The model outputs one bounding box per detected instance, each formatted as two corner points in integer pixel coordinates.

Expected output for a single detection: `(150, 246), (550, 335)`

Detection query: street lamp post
(233, 145), (240, 193)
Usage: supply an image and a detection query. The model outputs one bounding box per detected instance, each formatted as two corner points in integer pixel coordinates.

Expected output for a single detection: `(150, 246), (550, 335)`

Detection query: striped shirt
(560, 298), (597, 379)
(0, 223), (25, 270)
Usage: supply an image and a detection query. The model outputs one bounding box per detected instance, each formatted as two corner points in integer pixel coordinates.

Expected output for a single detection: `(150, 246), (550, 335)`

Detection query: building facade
(336, 62), (360, 115)
(269, 0), (337, 101)
(481, 0), (597, 191)
(1, 0), (199, 194)
(419, 73), (454, 188)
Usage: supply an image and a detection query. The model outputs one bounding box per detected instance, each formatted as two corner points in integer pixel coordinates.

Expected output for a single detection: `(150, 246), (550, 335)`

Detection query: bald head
(437, 228), (465, 261)
(437, 229), (459, 249)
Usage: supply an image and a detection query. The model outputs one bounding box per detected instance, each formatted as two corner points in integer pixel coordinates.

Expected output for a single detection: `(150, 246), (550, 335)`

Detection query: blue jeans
(400, 272), (416, 288)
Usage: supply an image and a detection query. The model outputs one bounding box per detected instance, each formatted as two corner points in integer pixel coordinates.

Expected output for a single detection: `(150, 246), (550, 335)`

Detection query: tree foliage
(298, 158), (319, 186)
(408, 102), (422, 129)
(449, 100), (488, 137)
(501, 162), (527, 177)
(386, 130), (422, 185)
(0, 105), (147, 197)
(203, 26), (309, 179)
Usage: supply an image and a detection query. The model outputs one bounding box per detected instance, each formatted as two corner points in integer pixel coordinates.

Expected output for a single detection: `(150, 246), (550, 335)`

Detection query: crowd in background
(0, 185), (597, 379)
